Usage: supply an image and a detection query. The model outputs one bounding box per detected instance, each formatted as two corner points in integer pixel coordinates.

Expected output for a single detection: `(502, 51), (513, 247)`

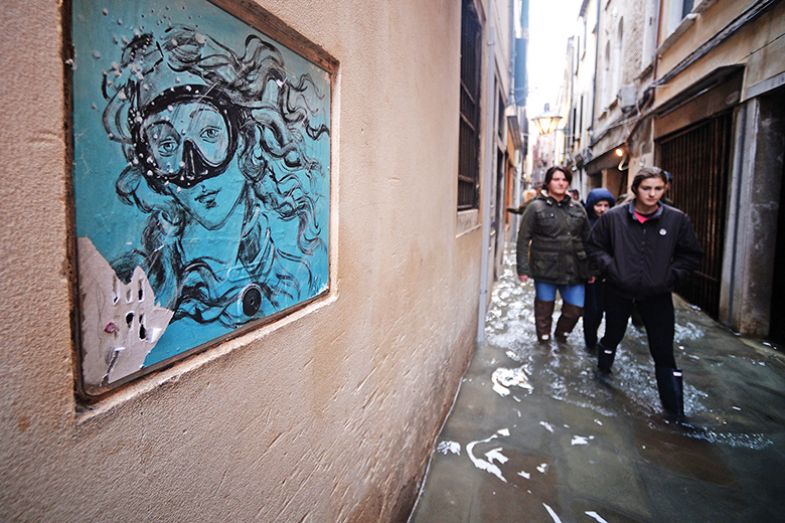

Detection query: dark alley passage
(412, 250), (785, 522)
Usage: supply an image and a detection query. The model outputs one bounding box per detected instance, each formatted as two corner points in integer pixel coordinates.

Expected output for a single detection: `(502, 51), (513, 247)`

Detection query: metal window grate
(458, 0), (482, 210)
(658, 111), (732, 319)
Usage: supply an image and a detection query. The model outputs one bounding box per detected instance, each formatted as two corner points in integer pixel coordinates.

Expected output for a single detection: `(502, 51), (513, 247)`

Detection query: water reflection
(486, 252), (781, 449)
(414, 250), (785, 523)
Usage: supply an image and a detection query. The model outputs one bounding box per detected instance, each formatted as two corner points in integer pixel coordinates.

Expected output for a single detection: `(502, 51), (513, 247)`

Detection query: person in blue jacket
(582, 188), (615, 352)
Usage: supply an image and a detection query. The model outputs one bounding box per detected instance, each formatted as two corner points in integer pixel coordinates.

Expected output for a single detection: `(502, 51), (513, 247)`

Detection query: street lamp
(531, 103), (562, 135)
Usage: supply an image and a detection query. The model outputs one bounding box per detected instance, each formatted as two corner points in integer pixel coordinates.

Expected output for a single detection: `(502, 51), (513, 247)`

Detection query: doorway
(657, 111), (733, 319)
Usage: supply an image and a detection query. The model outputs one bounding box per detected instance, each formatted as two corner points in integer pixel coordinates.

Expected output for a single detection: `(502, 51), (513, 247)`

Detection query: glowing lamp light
(531, 104), (563, 136)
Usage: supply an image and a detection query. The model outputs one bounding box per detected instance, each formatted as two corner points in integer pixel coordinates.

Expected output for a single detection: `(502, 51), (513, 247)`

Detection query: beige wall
(572, 0), (598, 155)
(655, 0), (785, 107)
(593, 0), (647, 137)
(0, 1), (489, 520)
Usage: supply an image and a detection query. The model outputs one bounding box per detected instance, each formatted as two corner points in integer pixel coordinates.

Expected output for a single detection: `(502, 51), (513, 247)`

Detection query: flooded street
(411, 251), (785, 522)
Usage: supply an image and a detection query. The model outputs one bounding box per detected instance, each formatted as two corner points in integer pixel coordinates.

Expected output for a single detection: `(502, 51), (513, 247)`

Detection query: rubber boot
(554, 303), (583, 342)
(597, 342), (616, 373)
(534, 300), (555, 342)
(655, 367), (685, 421)
(583, 322), (598, 353)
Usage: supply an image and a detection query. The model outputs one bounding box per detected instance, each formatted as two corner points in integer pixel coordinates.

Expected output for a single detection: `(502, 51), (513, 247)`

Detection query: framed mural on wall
(68, 0), (335, 396)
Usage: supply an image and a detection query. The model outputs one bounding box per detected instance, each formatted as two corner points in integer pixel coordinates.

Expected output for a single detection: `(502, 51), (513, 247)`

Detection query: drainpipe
(652, 0), (662, 81)
(510, 0), (520, 233)
(477, 0), (497, 343)
(589, 0), (601, 132)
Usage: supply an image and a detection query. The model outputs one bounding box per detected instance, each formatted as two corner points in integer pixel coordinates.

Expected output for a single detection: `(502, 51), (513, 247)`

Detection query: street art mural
(71, 0), (331, 393)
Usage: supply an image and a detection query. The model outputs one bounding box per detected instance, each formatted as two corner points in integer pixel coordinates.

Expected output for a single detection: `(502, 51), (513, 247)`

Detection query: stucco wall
(656, 0), (785, 106)
(0, 1), (485, 521)
(594, 0), (645, 126)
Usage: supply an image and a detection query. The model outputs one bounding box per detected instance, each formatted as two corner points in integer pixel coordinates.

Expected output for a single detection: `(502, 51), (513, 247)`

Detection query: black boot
(597, 342), (616, 373)
(655, 367), (685, 421)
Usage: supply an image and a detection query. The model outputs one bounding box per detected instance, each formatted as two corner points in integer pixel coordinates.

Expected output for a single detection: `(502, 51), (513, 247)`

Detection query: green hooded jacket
(516, 192), (593, 284)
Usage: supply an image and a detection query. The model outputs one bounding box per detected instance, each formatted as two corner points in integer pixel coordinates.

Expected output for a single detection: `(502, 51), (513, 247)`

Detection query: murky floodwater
(412, 250), (785, 523)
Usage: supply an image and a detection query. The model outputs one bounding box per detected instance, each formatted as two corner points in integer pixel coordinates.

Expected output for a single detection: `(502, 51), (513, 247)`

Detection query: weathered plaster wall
(656, 0), (785, 107)
(592, 0), (646, 157)
(720, 90), (785, 336)
(0, 1), (484, 521)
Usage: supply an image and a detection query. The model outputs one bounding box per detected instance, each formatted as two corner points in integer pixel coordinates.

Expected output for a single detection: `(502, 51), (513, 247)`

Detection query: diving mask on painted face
(131, 86), (238, 189)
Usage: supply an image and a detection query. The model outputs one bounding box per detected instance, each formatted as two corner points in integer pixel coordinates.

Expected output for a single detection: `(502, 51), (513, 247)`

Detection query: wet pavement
(410, 251), (785, 523)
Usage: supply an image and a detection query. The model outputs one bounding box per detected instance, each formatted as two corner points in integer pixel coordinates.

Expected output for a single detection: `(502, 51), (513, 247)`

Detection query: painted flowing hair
(102, 26), (329, 325)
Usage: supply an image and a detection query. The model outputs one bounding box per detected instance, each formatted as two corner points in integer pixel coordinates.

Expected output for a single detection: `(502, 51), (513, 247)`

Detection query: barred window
(458, 0), (482, 210)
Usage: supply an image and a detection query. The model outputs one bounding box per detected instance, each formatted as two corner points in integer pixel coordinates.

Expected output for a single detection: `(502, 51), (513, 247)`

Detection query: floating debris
(585, 511), (609, 523)
(466, 429), (510, 483)
(539, 421), (555, 433)
(436, 441), (461, 456)
(543, 503), (563, 523)
(571, 435), (595, 446)
(485, 447), (509, 466)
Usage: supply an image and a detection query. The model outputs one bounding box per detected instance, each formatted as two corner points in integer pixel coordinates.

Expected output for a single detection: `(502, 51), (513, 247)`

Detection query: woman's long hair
(103, 26), (329, 325)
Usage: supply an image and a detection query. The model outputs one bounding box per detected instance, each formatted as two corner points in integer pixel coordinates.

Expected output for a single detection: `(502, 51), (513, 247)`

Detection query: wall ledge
(456, 209), (480, 237)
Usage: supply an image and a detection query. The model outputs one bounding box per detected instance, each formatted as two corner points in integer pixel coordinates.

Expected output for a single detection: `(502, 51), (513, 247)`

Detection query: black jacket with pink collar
(587, 202), (703, 299)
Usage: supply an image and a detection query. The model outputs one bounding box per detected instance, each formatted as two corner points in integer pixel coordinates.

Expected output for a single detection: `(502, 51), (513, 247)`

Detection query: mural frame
(63, 0), (338, 400)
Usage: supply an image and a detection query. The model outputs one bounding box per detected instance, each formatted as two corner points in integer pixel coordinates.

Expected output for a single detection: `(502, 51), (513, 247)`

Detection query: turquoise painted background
(72, 0), (330, 372)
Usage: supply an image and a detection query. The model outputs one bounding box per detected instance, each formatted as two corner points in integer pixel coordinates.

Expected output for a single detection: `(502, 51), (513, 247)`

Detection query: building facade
(651, 0), (785, 342)
(562, 0), (785, 343)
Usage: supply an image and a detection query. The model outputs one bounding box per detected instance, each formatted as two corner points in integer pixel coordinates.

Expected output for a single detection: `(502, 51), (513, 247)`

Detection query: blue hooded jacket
(585, 188), (615, 226)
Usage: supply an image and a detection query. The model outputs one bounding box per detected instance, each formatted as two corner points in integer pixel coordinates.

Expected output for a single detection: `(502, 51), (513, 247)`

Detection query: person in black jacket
(588, 167), (703, 421)
(582, 188), (615, 352)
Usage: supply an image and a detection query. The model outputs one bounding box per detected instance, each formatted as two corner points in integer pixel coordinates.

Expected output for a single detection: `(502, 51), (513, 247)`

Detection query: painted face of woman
(142, 101), (245, 229)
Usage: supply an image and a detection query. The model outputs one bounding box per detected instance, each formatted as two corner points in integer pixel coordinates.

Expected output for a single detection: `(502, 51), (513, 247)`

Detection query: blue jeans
(534, 281), (585, 307)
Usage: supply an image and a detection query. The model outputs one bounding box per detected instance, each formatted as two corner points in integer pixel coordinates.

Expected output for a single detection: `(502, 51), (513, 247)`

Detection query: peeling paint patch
(78, 237), (174, 387)
(517, 470), (531, 479)
(537, 463), (548, 474)
(436, 441), (461, 456)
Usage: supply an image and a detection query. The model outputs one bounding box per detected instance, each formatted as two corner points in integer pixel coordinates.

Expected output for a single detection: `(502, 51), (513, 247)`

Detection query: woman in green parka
(516, 166), (594, 342)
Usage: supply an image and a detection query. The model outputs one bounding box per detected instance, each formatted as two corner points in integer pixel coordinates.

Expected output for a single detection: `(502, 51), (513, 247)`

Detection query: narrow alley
(411, 250), (785, 523)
